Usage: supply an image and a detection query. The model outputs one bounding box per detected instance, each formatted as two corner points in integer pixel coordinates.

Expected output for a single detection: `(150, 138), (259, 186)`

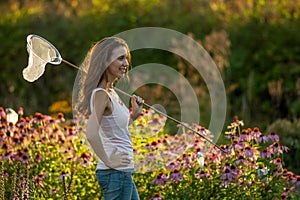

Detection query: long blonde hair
(73, 37), (131, 119)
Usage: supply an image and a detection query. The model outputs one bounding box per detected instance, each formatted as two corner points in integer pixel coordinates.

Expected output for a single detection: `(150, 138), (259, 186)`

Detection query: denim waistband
(96, 168), (135, 174)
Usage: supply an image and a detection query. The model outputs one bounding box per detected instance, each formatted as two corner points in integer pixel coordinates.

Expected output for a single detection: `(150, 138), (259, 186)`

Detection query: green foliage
(227, 19), (300, 125)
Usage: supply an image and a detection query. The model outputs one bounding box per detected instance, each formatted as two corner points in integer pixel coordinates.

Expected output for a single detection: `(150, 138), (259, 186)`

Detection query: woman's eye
(118, 56), (125, 60)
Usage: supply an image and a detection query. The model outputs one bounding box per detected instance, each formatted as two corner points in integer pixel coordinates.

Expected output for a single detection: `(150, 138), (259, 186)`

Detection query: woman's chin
(118, 73), (126, 78)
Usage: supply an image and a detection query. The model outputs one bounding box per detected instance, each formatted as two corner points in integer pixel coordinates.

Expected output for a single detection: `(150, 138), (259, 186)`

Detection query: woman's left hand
(130, 95), (144, 120)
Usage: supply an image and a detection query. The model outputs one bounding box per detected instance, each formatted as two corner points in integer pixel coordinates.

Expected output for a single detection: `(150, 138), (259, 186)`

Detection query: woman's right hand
(130, 95), (144, 121)
(107, 148), (131, 168)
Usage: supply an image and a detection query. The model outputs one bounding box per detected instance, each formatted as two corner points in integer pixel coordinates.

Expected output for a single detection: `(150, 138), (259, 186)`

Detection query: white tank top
(89, 88), (134, 170)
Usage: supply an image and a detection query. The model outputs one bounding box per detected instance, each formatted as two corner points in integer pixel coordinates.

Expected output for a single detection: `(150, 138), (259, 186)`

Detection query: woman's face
(106, 45), (129, 80)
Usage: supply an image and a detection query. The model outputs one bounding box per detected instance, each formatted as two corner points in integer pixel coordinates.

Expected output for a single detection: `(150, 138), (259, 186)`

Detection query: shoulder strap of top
(90, 88), (111, 113)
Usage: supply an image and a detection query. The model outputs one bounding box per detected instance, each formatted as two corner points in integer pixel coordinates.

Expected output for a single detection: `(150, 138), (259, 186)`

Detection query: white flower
(196, 152), (205, 168)
(6, 108), (18, 124)
(257, 167), (268, 178)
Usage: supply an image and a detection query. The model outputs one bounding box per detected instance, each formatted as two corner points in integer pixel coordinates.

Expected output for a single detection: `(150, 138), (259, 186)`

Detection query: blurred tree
(0, 0), (299, 130)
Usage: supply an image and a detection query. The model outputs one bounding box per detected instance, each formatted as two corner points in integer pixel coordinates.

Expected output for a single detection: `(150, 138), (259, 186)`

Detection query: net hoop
(26, 34), (62, 65)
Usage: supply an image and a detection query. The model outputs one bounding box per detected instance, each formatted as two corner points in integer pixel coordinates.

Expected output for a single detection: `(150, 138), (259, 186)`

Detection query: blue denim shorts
(96, 169), (140, 200)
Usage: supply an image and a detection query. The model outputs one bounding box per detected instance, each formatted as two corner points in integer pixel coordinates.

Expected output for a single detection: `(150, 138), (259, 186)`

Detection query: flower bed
(0, 107), (299, 199)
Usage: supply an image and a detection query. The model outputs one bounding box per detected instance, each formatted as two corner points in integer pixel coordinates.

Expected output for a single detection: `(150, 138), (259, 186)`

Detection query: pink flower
(208, 149), (222, 164)
(141, 109), (153, 117)
(195, 169), (210, 179)
(271, 158), (283, 169)
(0, 107), (6, 121)
(18, 107), (24, 115)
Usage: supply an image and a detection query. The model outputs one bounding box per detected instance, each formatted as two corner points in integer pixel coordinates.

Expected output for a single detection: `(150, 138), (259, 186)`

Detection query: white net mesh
(23, 34), (62, 82)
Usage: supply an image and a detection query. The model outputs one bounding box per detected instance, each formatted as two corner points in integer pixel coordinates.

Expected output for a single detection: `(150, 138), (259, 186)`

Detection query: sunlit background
(1, 0), (300, 176)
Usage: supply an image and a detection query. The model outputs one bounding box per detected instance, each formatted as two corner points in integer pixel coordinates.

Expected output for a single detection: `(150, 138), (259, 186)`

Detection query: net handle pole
(114, 88), (226, 153)
(62, 59), (81, 70)
(60, 59), (227, 153)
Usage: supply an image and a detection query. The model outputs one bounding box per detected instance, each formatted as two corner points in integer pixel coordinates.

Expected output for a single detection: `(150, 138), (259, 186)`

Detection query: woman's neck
(98, 79), (115, 89)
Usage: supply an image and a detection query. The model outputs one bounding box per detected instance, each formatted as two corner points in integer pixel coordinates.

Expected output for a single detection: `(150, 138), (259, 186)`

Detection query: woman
(74, 37), (143, 200)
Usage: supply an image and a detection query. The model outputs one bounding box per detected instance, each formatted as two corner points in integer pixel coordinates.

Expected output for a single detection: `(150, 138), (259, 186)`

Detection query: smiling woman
(73, 37), (144, 200)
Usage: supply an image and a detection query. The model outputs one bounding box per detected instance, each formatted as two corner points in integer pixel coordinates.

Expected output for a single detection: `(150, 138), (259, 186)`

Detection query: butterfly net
(23, 34), (62, 82)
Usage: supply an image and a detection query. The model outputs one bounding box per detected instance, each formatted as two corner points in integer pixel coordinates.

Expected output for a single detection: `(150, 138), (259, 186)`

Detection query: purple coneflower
(235, 155), (248, 166)
(256, 133), (269, 143)
(166, 162), (180, 170)
(153, 172), (167, 186)
(146, 152), (157, 159)
(269, 142), (289, 154)
(35, 153), (43, 162)
(147, 117), (162, 126)
(239, 129), (250, 142)
(50, 188), (59, 193)
(244, 146), (256, 159)
(260, 149), (272, 159)
(195, 169), (210, 179)
(79, 152), (92, 166)
(221, 164), (240, 183)
(220, 171), (235, 187)
(169, 168), (184, 182)
(56, 112), (65, 123)
(291, 175), (300, 186)
(16, 149), (30, 163)
(57, 171), (70, 180)
(133, 148), (138, 154)
(150, 193), (164, 200)
(250, 127), (262, 140)
(268, 132), (279, 142)
(34, 173), (47, 188)
(230, 139), (245, 151)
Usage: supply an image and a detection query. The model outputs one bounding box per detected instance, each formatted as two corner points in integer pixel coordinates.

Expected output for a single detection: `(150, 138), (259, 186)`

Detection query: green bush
(267, 118), (300, 174)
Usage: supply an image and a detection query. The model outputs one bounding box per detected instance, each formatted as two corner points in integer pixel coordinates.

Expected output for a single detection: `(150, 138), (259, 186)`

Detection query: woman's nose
(123, 59), (129, 67)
